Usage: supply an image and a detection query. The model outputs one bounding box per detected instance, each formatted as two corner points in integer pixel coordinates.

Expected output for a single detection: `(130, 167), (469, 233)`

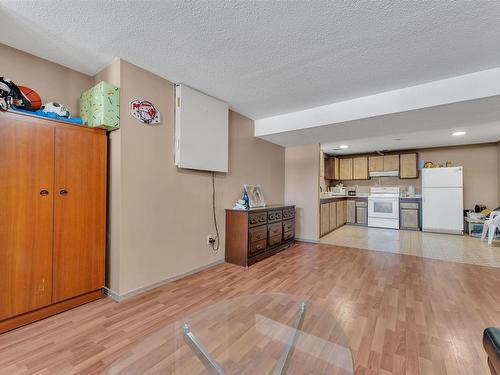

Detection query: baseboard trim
(295, 238), (320, 244)
(104, 259), (225, 302)
(0, 290), (103, 334)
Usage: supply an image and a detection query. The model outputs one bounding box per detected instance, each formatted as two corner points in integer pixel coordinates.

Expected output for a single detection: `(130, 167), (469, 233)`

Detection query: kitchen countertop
(320, 194), (421, 204)
(320, 195), (369, 204)
(320, 196), (348, 204)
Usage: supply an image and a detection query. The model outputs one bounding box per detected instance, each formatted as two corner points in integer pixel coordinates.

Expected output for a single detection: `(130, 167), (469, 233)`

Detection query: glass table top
(106, 293), (353, 375)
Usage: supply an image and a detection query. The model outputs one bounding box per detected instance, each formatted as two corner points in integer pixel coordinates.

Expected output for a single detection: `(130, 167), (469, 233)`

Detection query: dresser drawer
(249, 212), (267, 227)
(268, 234), (282, 247)
(283, 230), (294, 241)
(283, 219), (294, 233)
(268, 222), (282, 238)
(249, 225), (267, 242)
(268, 210), (283, 223)
(249, 239), (267, 254)
(283, 208), (295, 220)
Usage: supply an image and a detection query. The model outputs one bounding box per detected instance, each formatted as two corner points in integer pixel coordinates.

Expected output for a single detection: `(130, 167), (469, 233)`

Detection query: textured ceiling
(2, 1), (500, 119)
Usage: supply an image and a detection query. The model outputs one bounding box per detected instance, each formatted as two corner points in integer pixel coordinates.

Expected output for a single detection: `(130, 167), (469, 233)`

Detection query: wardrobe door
(0, 121), (54, 319)
(53, 127), (107, 302)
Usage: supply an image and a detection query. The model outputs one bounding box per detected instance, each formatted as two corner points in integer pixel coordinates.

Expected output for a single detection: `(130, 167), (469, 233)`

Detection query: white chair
(481, 211), (500, 245)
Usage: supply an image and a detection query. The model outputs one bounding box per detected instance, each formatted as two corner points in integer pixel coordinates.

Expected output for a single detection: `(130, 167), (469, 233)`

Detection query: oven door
(368, 197), (399, 219)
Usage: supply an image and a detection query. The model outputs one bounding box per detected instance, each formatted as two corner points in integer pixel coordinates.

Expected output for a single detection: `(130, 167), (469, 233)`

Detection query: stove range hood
(369, 170), (399, 177)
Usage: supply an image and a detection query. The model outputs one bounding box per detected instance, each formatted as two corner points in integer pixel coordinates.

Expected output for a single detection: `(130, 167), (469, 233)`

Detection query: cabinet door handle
(59, 189), (68, 196)
(39, 189), (49, 196)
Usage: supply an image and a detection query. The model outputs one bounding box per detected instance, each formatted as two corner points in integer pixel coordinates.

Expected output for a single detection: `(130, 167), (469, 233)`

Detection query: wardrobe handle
(59, 189), (68, 196)
(39, 189), (49, 196)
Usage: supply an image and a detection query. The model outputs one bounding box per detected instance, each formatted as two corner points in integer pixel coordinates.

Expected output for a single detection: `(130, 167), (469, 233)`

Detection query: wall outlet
(207, 235), (216, 246)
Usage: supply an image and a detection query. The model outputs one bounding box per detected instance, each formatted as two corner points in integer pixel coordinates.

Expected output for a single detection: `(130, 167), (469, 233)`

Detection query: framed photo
(244, 184), (266, 208)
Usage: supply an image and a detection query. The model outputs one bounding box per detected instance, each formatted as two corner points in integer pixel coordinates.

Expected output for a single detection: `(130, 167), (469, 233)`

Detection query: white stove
(368, 187), (400, 229)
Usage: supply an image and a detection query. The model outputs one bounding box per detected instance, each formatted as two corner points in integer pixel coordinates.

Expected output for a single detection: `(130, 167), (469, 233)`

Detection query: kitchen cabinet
(320, 203), (330, 236)
(329, 202), (337, 231)
(383, 154), (400, 171)
(325, 157), (339, 180)
(353, 156), (368, 180)
(369, 156), (384, 172)
(356, 201), (368, 225)
(400, 201), (420, 230)
(339, 158), (353, 180)
(346, 200), (356, 223)
(336, 200), (345, 226)
(400, 153), (418, 179)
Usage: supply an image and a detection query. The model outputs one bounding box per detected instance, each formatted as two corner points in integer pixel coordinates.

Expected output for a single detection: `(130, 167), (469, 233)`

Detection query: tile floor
(320, 225), (500, 268)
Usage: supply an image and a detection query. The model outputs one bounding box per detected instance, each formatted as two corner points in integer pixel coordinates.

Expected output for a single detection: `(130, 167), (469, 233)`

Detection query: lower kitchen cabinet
(400, 201), (421, 230)
(329, 202), (337, 231)
(320, 203), (330, 236)
(320, 197), (369, 237)
(336, 200), (345, 226)
(356, 201), (368, 225)
(346, 200), (356, 223)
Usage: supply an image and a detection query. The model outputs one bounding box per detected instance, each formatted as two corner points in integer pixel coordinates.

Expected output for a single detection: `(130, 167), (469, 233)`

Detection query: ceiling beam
(255, 67), (500, 137)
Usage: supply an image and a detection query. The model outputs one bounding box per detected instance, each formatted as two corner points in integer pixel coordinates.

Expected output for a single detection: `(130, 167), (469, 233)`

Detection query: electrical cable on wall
(211, 171), (220, 252)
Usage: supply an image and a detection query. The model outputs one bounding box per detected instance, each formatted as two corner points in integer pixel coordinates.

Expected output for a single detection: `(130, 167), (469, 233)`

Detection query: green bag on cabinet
(80, 81), (120, 130)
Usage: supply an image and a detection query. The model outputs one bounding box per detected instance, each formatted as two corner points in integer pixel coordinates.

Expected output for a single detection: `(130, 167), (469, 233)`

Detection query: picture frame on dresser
(244, 184), (266, 208)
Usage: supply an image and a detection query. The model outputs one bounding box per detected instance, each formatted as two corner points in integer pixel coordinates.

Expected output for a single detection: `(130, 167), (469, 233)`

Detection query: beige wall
(112, 60), (285, 295)
(94, 60), (122, 293)
(498, 141), (500, 205)
(3, 44), (285, 297)
(285, 144), (320, 242)
(1, 43), (93, 114)
(340, 143), (499, 209)
(420, 144), (498, 209)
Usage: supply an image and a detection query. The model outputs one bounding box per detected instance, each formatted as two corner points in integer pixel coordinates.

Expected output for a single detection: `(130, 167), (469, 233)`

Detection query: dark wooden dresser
(225, 205), (295, 266)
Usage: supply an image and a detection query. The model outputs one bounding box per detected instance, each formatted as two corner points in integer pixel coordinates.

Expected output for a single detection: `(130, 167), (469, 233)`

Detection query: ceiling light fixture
(452, 131), (466, 136)
(339, 145), (349, 149)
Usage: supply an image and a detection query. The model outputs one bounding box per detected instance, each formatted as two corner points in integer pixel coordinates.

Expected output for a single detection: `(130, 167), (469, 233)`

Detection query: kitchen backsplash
(335, 176), (422, 195)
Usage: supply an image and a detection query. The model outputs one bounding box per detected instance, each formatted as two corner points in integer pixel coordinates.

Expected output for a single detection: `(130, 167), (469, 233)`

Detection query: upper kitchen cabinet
(368, 156), (384, 172)
(400, 153), (418, 179)
(383, 154), (400, 171)
(325, 156), (339, 180)
(353, 156), (368, 180)
(339, 158), (353, 180)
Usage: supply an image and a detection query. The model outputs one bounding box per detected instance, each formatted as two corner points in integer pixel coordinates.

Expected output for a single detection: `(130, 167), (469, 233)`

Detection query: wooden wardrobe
(0, 111), (107, 333)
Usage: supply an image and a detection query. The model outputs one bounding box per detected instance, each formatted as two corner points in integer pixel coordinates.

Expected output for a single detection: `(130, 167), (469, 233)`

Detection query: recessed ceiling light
(452, 131), (466, 136)
(339, 145), (349, 149)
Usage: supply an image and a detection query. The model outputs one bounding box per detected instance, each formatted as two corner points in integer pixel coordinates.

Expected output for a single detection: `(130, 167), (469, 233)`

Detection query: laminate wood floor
(0, 242), (499, 375)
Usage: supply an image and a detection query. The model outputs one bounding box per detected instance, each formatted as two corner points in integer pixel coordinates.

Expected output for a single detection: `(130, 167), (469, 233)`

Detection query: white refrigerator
(422, 167), (463, 234)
